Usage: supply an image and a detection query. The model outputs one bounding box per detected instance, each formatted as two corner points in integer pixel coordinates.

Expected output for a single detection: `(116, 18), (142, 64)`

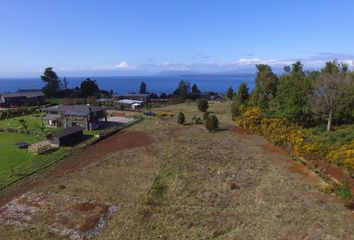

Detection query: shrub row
(0, 127), (33, 135)
(236, 107), (354, 171)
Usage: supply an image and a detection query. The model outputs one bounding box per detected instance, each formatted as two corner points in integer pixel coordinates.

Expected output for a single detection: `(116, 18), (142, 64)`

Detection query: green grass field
(0, 132), (70, 189)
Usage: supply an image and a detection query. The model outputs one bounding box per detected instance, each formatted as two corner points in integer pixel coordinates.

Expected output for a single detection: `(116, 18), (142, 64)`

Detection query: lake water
(0, 75), (255, 94)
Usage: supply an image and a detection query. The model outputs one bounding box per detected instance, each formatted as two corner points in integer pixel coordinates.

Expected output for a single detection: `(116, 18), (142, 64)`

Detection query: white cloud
(92, 61), (135, 71)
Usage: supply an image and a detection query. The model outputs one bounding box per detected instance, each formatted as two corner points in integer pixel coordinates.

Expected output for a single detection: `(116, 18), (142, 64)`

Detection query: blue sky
(0, 0), (354, 77)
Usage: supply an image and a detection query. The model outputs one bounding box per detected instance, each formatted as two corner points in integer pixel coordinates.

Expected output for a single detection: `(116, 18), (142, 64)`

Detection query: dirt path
(0, 131), (153, 207)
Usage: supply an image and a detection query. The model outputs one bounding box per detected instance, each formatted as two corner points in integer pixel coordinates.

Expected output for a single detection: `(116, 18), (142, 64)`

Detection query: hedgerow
(236, 107), (354, 170)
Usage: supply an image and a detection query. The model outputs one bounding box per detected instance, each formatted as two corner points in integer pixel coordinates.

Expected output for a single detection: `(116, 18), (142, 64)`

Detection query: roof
(49, 125), (84, 138)
(41, 114), (61, 120)
(45, 105), (106, 116)
(118, 99), (144, 105)
(114, 93), (150, 98)
(1, 91), (45, 99)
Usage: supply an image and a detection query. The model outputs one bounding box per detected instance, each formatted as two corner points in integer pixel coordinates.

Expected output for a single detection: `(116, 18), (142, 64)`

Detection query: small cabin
(47, 125), (84, 146)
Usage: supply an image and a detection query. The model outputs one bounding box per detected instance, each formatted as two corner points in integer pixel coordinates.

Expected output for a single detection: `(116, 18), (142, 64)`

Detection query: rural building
(47, 125), (84, 146)
(190, 92), (210, 100)
(0, 90), (45, 108)
(42, 105), (107, 130)
(114, 93), (150, 102)
(118, 99), (144, 110)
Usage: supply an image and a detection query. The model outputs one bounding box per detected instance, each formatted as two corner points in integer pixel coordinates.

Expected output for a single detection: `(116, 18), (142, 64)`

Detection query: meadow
(1, 102), (353, 239)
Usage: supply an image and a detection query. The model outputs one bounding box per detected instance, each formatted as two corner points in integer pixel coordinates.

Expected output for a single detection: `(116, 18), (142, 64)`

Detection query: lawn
(0, 132), (69, 189)
(0, 114), (63, 135)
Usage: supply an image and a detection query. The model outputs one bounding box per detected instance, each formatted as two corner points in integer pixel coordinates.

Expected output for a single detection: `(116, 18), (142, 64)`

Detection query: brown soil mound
(0, 131), (153, 207)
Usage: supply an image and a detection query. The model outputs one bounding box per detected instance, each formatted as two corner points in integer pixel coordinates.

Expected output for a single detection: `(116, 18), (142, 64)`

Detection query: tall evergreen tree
(191, 84), (201, 93)
(236, 82), (249, 104)
(226, 87), (234, 100)
(251, 64), (279, 110)
(139, 81), (147, 94)
(41, 67), (61, 97)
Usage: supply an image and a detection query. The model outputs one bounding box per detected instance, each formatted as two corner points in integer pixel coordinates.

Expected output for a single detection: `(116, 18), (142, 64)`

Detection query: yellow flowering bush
(156, 112), (174, 118)
(327, 141), (354, 169)
(236, 107), (354, 170)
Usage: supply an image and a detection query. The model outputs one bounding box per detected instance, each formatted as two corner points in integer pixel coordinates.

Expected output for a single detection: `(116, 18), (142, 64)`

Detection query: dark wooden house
(47, 125), (84, 146)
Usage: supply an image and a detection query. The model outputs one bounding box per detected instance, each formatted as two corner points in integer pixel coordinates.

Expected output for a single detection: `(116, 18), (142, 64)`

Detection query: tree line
(231, 60), (354, 132)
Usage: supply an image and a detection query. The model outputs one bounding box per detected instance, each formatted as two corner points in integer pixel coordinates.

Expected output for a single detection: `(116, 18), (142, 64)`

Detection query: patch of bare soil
(260, 144), (327, 188)
(0, 192), (117, 240)
(228, 126), (253, 136)
(0, 131), (153, 207)
(260, 143), (290, 158)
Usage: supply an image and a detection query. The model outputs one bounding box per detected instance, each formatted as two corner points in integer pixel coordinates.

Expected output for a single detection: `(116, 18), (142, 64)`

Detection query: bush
(156, 112), (174, 118)
(177, 112), (185, 125)
(192, 116), (202, 124)
(203, 112), (210, 121)
(196, 99), (209, 112)
(205, 115), (219, 132)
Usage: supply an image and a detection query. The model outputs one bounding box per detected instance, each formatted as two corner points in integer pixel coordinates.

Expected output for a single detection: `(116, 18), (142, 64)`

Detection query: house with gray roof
(42, 105), (107, 130)
(0, 90), (45, 108)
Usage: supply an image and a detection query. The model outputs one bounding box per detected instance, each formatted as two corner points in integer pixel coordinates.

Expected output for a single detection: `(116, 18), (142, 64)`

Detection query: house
(114, 93), (150, 102)
(118, 99), (144, 110)
(42, 105), (107, 130)
(47, 125), (84, 146)
(210, 95), (225, 102)
(0, 90), (45, 108)
(190, 92), (210, 100)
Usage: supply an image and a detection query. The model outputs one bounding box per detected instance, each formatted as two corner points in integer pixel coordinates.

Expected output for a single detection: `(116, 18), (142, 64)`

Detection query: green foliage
(333, 83), (354, 125)
(231, 100), (246, 120)
(80, 78), (99, 97)
(235, 82), (249, 104)
(309, 125), (354, 146)
(192, 116), (202, 124)
(205, 115), (219, 132)
(177, 112), (185, 125)
(226, 87), (234, 100)
(196, 99), (209, 112)
(334, 175), (353, 202)
(251, 64), (279, 110)
(41, 67), (61, 97)
(203, 112), (210, 121)
(270, 61), (314, 126)
(139, 81), (147, 94)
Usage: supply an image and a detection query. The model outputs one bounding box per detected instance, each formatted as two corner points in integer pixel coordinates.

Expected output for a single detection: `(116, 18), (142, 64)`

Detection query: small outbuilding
(47, 125), (84, 146)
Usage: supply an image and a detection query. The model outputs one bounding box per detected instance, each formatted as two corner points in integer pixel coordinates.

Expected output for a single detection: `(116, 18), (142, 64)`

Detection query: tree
(196, 99), (209, 112)
(160, 92), (167, 99)
(63, 77), (69, 90)
(173, 80), (190, 99)
(80, 78), (99, 97)
(309, 60), (353, 131)
(270, 61), (314, 126)
(251, 64), (279, 110)
(140, 82), (147, 94)
(177, 112), (185, 125)
(41, 67), (61, 97)
(226, 87), (234, 100)
(205, 115), (219, 132)
(191, 84), (201, 94)
(235, 82), (249, 104)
